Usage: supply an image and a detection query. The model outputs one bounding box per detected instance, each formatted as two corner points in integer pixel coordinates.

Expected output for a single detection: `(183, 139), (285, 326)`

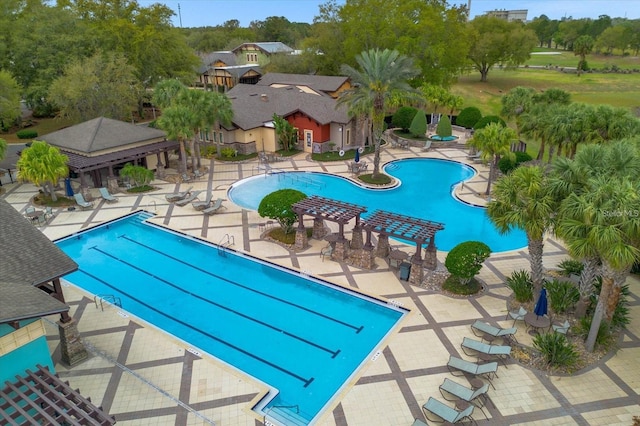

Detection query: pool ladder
(217, 234), (235, 256)
(94, 294), (122, 311)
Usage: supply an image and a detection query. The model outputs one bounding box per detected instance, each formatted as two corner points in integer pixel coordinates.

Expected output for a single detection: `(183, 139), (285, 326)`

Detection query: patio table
(524, 312), (550, 335)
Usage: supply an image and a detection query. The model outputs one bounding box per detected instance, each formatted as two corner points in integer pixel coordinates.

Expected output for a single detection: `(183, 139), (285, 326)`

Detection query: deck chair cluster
(420, 320), (518, 424)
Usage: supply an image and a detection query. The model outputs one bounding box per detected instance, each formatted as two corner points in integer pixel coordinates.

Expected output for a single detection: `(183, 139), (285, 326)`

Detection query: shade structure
(354, 148), (360, 163)
(534, 288), (548, 318)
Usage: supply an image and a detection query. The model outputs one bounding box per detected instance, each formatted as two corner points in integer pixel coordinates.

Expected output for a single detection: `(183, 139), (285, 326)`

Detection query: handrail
(94, 294), (122, 311)
(217, 234), (235, 256)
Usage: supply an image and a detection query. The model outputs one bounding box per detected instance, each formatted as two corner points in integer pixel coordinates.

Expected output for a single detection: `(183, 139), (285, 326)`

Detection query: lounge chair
(73, 193), (94, 209)
(99, 187), (118, 203)
(165, 186), (193, 202)
(471, 320), (518, 344)
(552, 319), (570, 334)
(202, 198), (226, 215)
(439, 378), (490, 419)
(192, 192), (213, 210)
(461, 337), (511, 366)
(506, 306), (527, 326)
(446, 355), (498, 388)
(175, 190), (203, 207)
(411, 419), (428, 426)
(422, 397), (475, 424)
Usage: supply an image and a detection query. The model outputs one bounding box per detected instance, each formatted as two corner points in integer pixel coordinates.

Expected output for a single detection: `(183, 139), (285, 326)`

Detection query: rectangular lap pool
(55, 212), (406, 425)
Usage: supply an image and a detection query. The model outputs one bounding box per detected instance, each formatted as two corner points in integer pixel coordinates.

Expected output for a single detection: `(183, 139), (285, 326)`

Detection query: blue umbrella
(534, 288), (548, 318)
(64, 178), (74, 196)
(354, 148), (360, 163)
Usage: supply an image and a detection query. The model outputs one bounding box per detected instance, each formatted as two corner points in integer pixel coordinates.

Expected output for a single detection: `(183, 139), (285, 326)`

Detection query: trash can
(399, 262), (411, 281)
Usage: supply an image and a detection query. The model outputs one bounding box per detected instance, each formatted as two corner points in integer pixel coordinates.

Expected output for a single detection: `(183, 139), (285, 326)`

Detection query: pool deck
(2, 140), (639, 425)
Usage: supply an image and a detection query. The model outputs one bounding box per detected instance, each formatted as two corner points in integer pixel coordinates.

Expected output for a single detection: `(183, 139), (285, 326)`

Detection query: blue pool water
(229, 158), (526, 252)
(56, 213), (405, 424)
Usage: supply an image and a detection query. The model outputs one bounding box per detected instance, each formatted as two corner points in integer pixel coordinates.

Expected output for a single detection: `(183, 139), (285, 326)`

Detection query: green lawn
(2, 116), (74, 144)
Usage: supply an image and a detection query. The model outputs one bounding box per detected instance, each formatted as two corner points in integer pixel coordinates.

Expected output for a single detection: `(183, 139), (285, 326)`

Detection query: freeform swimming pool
(56, 212), (406, 425)
(228, 158), (527, 252)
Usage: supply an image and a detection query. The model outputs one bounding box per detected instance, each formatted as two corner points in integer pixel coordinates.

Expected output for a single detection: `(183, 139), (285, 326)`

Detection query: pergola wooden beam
(362, 210), (444, 244)
(292, 195), (366, 224)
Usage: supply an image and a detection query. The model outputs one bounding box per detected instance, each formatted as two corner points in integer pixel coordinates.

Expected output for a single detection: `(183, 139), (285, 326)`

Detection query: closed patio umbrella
(354, 148), (360, 163)
(534, 287), (548, 318)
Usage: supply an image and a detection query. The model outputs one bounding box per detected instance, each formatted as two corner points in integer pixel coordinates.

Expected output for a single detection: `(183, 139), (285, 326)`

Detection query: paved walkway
(2, 142), (638, 426)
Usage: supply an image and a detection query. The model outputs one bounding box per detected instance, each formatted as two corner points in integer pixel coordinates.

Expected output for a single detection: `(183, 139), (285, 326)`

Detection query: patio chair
(202, 198), (226, 215)
(73, 193), (94, 210)
(43, 206), (54, 222)
(422, 397), (475, 424)
(471, 320), (518, 344)
(439, 378), (490, 419)
(99, 187), (118, 203)
(165, 186), (193, 202)
(552, 319), (570, 334)
(461, 337), (511, 366)
(175, 190), (203, 207)
(320, 244), (333, 261)
(192, 192), (213, 210)
(506, 306), (527, 326)
(446, 355), (498, 388)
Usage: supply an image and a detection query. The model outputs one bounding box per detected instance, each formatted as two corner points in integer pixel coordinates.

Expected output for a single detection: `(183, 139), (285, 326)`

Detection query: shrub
(442, 276), (483, 295)
(201, 145), (216, 159)
(119, 163), (154, 187)
(589, 281), (631, 330)
(409, 110), (427, 138)
(221, 147), (237, 158)
(444, 241), (491, 285)
(497, 151), (533, 174)
(16, 129), (38, 139)
(258, 189), (307, 234)
(533, 332), (579, 369)
(575, 316), (614, 349)
(392, 106), (418, 131)
(474, 115), (506, 130)
(545, 279), (580, 314)
(506, 270), (533, 303)
(557, 259), (584, 276)
(435, 114), (452, 137)
(456, 106), (482, 129)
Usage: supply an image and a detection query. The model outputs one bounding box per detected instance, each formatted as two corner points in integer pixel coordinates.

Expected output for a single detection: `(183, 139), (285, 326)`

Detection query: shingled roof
(232, 42), (294, 54)
(0, 199), (77, 285)
(0, 281), (68, 324)
(226, 84), (350, 131)
(40, 117), (166, 155)
(198, 51), (237, 73)
(257, 73), (350, 93)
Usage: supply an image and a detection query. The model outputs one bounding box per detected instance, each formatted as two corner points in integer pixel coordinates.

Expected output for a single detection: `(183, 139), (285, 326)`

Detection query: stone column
(107, 176), (119, 193)
(294, 213), (308, 250)
(375, 234), (390, 258)
(360, 245), (376, 269)
(312, 217), (325, 239)
(58, 318), (88, 367)
(409, 242), (424, 285)
(423, 239), (438, 271)
(333, 239), (350, 262)
(350, 223), (363, 249)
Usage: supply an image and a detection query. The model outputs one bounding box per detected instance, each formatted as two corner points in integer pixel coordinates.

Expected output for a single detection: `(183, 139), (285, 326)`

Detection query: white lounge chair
(73, 193), (94, 209)
(461, 337), (511, 366)
(471, 320), (518, 344)
(99, 187), (118, 203)
(165, 186), (193, 202)
(447, 355), (498, 388)
(202, 198), (226, 215)
(439, 378), (490, 419)
(422, 397), (475, 424)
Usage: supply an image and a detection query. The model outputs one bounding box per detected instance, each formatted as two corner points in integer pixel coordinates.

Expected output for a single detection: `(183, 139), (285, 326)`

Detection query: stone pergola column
(350, 220), (363, 250)
(294, 212), (308, 250)
(360, 229), (376, 269)
(423, 238), (438, 271)
(409, 240), (424, 285)
(312, 217), (325, 239)
(375, 234), (390, 258)
(333, 237), (350, 262)
(155, 152), (166, 179)
(58, 318), (88, 367)
(79, 172), (91, 200)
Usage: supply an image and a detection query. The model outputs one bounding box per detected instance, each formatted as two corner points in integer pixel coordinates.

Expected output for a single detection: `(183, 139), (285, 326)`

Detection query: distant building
(484, 9), (528, 22)
(231, 42), (295, 66)
(197, 51), (262, 91)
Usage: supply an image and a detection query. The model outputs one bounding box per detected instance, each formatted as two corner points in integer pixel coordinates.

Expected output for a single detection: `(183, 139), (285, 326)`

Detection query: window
(345, 129), (351, 145)
(219, 132), (224, 143)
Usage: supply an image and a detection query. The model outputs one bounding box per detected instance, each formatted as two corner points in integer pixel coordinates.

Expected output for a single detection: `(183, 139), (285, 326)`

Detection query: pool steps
(264, 405), (308, 426)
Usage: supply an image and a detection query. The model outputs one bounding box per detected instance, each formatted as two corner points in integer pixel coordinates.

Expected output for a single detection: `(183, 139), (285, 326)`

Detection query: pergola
(363, 210), (445, 283)
(292, 196), (367, 260)
(0, 365), (115, 425)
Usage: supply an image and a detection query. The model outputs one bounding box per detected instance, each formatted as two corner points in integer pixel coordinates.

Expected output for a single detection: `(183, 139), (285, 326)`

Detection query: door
(304, 130), (313, 153)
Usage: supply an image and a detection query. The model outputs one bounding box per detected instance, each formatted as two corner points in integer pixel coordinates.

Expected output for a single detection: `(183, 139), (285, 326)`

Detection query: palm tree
(573, 35), (594, 76)
(338, 49), (420, 178)
(500, 86), (535, 136)
(467, 122), (516, 195)
(487, 165), (556, 295)
(16, 140), (68, 201)
(158, 105), (194, 173)
(0, 138), (7, 162)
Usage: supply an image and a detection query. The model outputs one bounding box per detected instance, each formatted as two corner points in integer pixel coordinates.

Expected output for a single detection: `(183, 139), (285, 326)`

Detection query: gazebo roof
(292, 195), (366, 224)
(363, 210), (445, 243)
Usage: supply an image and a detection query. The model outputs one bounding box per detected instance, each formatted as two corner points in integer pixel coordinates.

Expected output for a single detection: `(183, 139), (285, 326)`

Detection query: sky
(136, 0), (640, 28)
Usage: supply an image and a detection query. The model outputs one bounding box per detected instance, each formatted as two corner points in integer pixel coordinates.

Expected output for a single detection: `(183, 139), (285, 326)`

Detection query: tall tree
(488, 165), (557, 295)
(573, 35), (594, 76)
(0, 70), (21, 130)
(16, 141), (68, 201)
(467, 16), (537, 82)
(48, 51), (140, 122)
(500, 86), (536, 136)
(467, 122), (516, 195)
(337, 49), (420, 178)
(157, 105), (193, 174)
